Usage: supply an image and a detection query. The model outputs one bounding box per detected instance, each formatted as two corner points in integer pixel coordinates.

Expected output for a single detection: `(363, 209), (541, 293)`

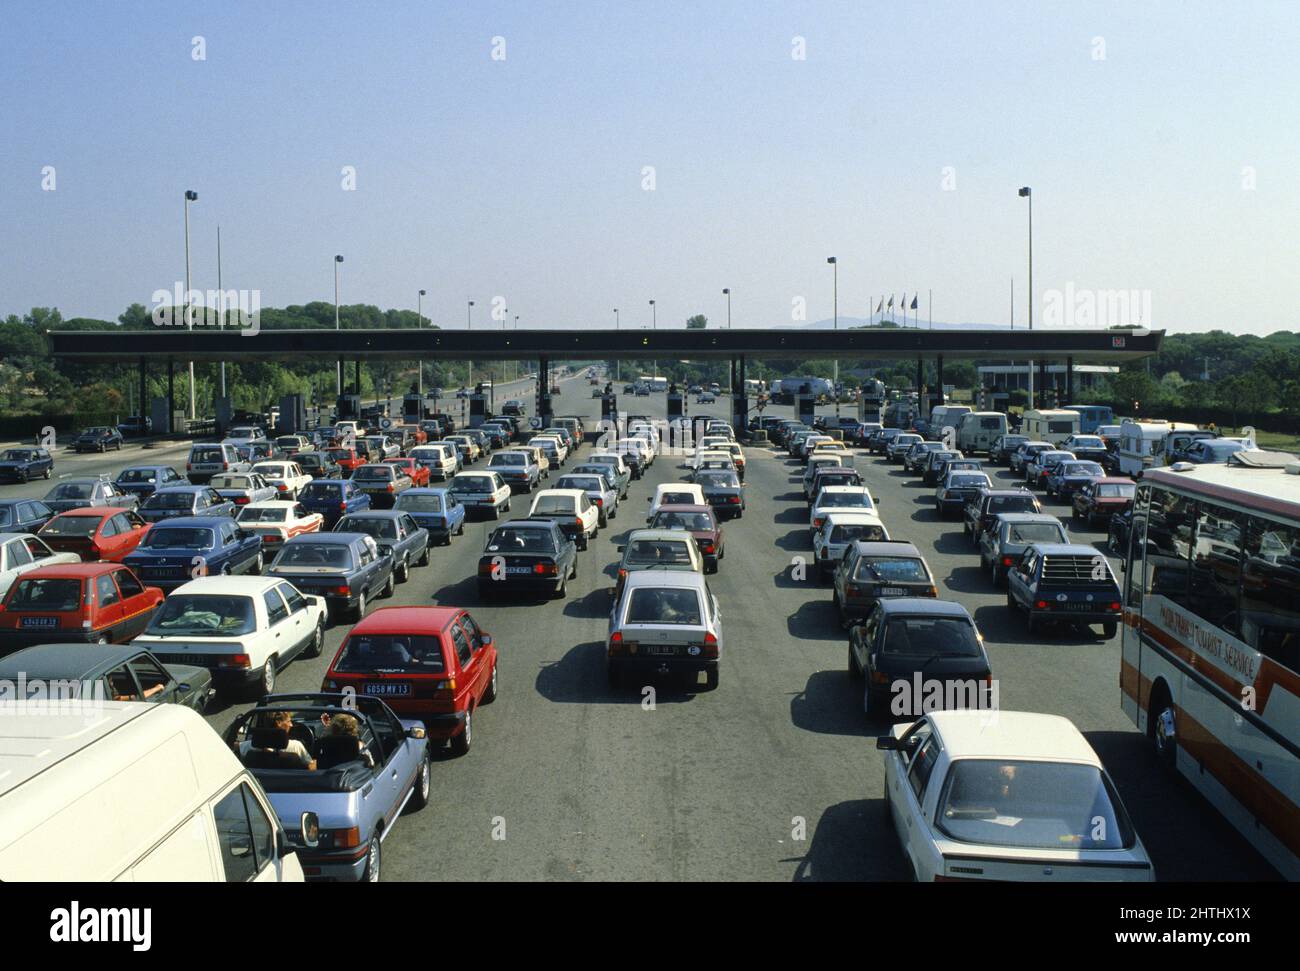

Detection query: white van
(1022, 409), (1081, 446)
(956, 411), (1009, 455)
(1117, 419), (1178, 476)
(0, 701), (312, 881)
(928, 406), (972, 442)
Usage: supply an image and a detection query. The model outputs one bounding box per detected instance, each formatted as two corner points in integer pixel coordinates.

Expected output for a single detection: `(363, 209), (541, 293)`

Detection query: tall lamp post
(1019, 186), (1033, 408)
(333, 255), (344, 395)
(183, 190), (198, 422)
(722, 288), (731, 328)
(649, 299), (657, 379)
(614, 308), (620, 381)
(417, 289), (426, 396)
(467, 300), (475, 390)
(827, 257), (839, 418)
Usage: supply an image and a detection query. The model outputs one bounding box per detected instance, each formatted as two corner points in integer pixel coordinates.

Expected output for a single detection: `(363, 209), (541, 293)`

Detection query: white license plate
(646, 644), (678, 656)
(878, 587), (906, 596)
(506, 566), (533, 575)
(365, 683), (410, 695)
(21, 616), (59, 628)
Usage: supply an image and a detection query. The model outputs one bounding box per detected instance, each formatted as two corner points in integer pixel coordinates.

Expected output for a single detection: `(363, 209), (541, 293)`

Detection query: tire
(483, 662), (498, 703)
(258, 655), (277, 698)
(847, 642), (863, 678)
(382, 571), (395, 598)
(492, 503), (501, 520)
(43, 467), (51, 479)
(457, 520), (465, 536)
(578, 535), (588, 552)
(251, 551), (264, 575)
(1152, 693), (1178, 769)
(397, 556), (410, 583)
(1005, 588), (1016, 610)
(407, 749), (431, 811)
(353, 589), (367, 621)
(362, 836), (382, 882)
(1101, 621), (1118, 639)
(417, 544), (430, 566)
(552, 573), (567, 599)
(304, 619), (324, 658)
(701, 666), (719, 691)
(450, 708), (473, 756)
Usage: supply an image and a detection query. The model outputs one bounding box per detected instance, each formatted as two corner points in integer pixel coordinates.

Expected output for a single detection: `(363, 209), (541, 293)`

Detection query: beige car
(519, 444), (551, 479)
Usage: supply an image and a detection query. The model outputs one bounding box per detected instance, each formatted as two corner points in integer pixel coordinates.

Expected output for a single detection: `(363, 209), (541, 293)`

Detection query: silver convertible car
(222, 693), (430, 882)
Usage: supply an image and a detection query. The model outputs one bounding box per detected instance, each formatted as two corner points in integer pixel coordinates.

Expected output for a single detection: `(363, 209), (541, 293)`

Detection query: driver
(240, 710), (315, 769)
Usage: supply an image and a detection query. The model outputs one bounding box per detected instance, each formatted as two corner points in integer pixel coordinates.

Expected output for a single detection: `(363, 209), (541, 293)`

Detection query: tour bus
(1119, 454), (1300, 879)
(956, 411), (1009, 455)
(1062, 404), (1115, 435)
(1118, 419), (1189, 476)
(1022, 408), (1081, 446)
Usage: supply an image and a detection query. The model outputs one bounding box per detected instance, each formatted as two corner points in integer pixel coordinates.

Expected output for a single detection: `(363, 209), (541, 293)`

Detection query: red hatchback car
(37, 506), (152, 562)
(321, 606), (497, 755)
(0, 562), (164, 651)
(383, 456), (430, 487)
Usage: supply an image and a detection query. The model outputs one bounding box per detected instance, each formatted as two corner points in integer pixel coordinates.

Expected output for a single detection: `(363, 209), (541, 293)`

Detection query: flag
(910, 295), (918, 309)
(887, 295), (894, 309)
(875, 298), (883, 313)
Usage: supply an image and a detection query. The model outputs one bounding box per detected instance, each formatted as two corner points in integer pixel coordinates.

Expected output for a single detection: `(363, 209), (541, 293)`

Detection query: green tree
(686, 314), (707, 329)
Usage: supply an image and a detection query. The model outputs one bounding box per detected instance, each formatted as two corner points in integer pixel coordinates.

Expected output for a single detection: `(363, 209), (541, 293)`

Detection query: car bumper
(479, 577), (563, 596)
(0, 627), (109, 651)
(609, 656), (717, 679)
(297, 845), (373, 882)
(1030, 609), (1120, 625)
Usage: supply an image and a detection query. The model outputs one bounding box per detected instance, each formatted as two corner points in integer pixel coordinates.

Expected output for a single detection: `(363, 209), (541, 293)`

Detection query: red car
(647, 503), (725, 573)
(0, 562), (164, 650)
(383, 456), (430, 488)
(1071, 476), (1137, 527)
(37, 506), (152, 562)
(325, 447), (365, 478)
(321, 606), (497, 755)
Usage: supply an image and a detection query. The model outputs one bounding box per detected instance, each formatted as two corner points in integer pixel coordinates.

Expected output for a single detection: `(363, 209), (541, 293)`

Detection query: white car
(528, 488), (599, 550)
(812, 511), (890, 577)
(878, 710), (1154, 882)
(530, 435), (569, 465)
(235, 500), (324, 551)
(800, 434), (835, 459)
(445, 435), (481, 463)
(133, 575), (328, 700)
(410, 443), (459, 481)
(447, 470), (512, 519)
(627, 429), (658, 464)
(693, 448), (735, 472)
(696, 435), (732, 455)
(809, 487), (878, 535)
(614, 438), (650, 470)
(0, 533), (80, 598)
(252, 460), (312, 499)
(225, 425), (267, 446)
(647, 483), (706, 522)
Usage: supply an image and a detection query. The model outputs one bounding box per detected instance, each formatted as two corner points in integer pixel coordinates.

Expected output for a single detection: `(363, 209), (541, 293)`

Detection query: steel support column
(138, 357), (147, 420)
(1066, 356), (1074, 404)
(167, 359), (176, 435)
(936, 355), (945, 415)
(1039, 359), (1048, 409)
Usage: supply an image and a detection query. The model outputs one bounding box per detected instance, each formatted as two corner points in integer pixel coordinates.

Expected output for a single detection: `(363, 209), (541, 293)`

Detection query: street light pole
(417, 289), (426, 396)
(827, 257), (839, 419)
(649, 300), (656, 380)
(614, 309), (620, 382)
(217, 223), (226, 399)
(723, 288), (731, 329)
(1019, 186), (1034, 408)
(334, 255), (344, 395)
(183, 190), (198, 422)
(467, 300), (474, 390)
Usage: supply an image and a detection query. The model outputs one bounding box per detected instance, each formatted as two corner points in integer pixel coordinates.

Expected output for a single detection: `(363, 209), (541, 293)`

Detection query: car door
(449, 622), (476, 712)
(275, 582), (311, 656)
(103, 662), (143, 701)
(458, 613), (493, 701)
(94, 571), (125, 640)
(261, 586), (293, 668)
(127, 652), (178, 703)
(1009, 549), (1037, 607)
(112, 567), (156, 638)
(896, 723), (942, 880)
(211, 780), (281, 883)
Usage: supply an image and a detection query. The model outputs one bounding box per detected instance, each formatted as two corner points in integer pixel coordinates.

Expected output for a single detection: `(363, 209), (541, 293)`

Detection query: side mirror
(876, 735), (900, 751)
(300, 811), (320, 849)
(406, 725), (427, 740)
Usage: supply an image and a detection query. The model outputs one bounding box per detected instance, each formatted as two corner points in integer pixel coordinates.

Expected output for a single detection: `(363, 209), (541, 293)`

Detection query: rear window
(9, 578), (82, 611)
(302, 483), (342, 501)
(657, 492), (697, 506)
(273, 544), (353, 569)
(625, 588), (703, 625)
(142, 527), (215, 549)
(626, 540), (694, 566)
(950, 475), (990, 489)
(818, 492), (873, 509)
(191, 447), (225, 463)
(41, 515), (99, 537)
(337, 517), (397, 540)
(353, 466), (394, 481)
(979, 417), (1002, 430)
(395, 493), (444, 514)
(882, 616), (981, 657)
(117, 469), (159, 483)
(143, 491), (195, 509)
(1096, 484), (1135, 499)
(491, 453), (526, 466)
(48, 483), (93, 500)
(653, 511), (714, 531)
(147, 594), (256, 635)
(987, 496), (1038, 515)
(238, 507), (287, 523)
(333, 634), (446, 674)
(451, 476), (494, 493)
(532, 495), (576, 515)
(854, 556), (929, 583)
(1047, 421), (1075, 433)
(486, 527), (555, 553)
(1006, 523), (1066, 544)
(829, 523), (887, 543)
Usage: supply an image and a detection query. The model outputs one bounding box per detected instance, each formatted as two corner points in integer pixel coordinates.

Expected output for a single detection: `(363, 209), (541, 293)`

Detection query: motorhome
(956, 411), (1009, 455)
(1117, 419), (1187, 476)
(1022, 408), (1081, 446)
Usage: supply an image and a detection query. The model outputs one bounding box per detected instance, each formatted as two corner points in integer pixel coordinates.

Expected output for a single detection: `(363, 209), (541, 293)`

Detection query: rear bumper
(0, 627), (105, 651)
(1030, 608), (1120, 625)
(608, 656), (717, 679)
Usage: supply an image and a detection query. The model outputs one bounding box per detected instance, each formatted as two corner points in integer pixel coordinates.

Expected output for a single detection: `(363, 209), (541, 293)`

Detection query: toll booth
(277, 394), (306, 434)
(796, 392), (816, 426)
(537, 384), (554, 425)
(151, 396), (172, 435)
(601, 393), (618, 424)
(402, 393), (424, 424)
(336, 393), (361, 421)
(469, 392), (488, 428)
(730, 388), (748, 435)
(667, 388), (684, 421)
(214, 397), (233, 436)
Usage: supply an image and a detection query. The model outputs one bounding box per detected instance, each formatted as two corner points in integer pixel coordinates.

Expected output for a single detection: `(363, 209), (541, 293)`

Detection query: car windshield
(1205, 441), (1245, 456)
(273, 544), (353, 568)
(1073, 437), (1104, 448)
(451, 477), (493, 493)
(238, 507), (288, 523)
(144, 492), (195, 509)
(532, 496), (576, 515)
(653, 512), (713, 531)
(48, 483), (93, 500)
(82, 427), (110, 436)
(987, 496), (1037, 515)
(395, 494), (444, 514)
(142, 527), (215, 549)
(950, 475), (990, 489)
(882, 616), (981, 657)
(337, 517), (397, 540)
(9, 577), (82, 611)
(936, 760), (1133, 850)
(1006, 522), (1066, 544)
(41, 515), (100, 537)
(1062, 463), (1103, 477)
(258, 465), (287, 477)
(147, 595), (256, 636)
(333, 634), (447, 674)
(486, 527), (555, 553)
(302, 483), (342, 501)
(626, 540), (694, 566)
(829, 523), (887, 543)
(854, 556), (929, 583)
(2, 450), (36, 461)
(626, 587), (703, 625)
(1096, 484), (1136, 499)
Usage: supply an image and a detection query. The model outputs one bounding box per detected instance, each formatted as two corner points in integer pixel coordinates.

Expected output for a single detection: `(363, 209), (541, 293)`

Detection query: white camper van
(0, 701), (312, 882)
(1022, 409), (1081, 446)
(956, 411), (1009, 455)
(1117, 419), (1179, 476)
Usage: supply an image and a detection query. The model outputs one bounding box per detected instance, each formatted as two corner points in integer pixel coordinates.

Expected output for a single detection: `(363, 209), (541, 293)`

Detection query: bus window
(1189, 502), (1242, 637)
(1143, 488), (1193, 608)
(1125, 489), (1149, 609)
(1240, 521), (1300, 669)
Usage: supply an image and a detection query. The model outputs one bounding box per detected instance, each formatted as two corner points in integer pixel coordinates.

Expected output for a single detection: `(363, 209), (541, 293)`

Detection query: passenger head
(329, 713), (360, 737)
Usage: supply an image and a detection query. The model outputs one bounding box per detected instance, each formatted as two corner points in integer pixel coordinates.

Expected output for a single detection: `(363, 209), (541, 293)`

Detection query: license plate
(646, 644), (678, 656)
(878, 587), (906, 596)
(365, 683), (410, 696)
(1060, 602), (1092, 612)
(506, 566), (533, 575)
(21, 616), (59, 628)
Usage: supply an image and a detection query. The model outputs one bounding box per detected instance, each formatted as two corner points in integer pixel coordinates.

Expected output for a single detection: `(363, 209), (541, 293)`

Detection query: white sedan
(252, 460), (312, 499)
(0, 533), (80, 598)
(447, 471), (513, 519)
(811, 511), (888, 577)
(235, 500), (324, 551)
(878, 710), (1154, 882)
(809, 486), (877, 535)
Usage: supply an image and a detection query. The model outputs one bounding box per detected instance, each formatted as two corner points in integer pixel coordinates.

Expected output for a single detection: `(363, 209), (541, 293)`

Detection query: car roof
(153, 484), (206, 494)
(346, 605), (462, 635)
(927, 710), (1099, 765)
(0, 643), (151, 680)
(13, 562), (123, 579)
(625, 529), (696, 543)
(283, 532), (357, 545)
(876, 598), (971, 619)
(654, 503), (713, 514)
(144, 516), (229, 528)
(994, 513), (1063, 525)
(305, 478), (349, 486)
(533, 488), (585, 500)
(822, 511), (885, 524)
(51, 506), (120, 518)
(1093, 477), (1134, 485)
(241, 500), (301, 510)
(169, 575), (292, 596)
(494, 518), (559, 530)
(817, 485), (871, 496)
(337, 509), (403, 520)
(622, 570), (708, 590)
(852, 540), (921, 557)
(402, 487), (453, 496)
(1028, 543), (1103, 556)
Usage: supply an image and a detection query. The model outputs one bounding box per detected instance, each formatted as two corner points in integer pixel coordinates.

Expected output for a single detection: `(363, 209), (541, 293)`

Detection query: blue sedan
(298, 478), (371, 529)
(138, 485), (236, 523)
(114, 465), (187, 499)
(123, 515), (265, 589)
(392, 487), (466, 545)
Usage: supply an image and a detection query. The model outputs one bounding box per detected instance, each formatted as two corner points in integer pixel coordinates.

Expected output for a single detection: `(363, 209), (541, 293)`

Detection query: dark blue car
(123, 516), (265, 590)
(0, 498), (55, 534)
(334, 510), (430, 583)
(265, 532), (394, 620)
(114, 465), (188, 499)
(298, 478), (372, 529)
(0, 448), (54, 483)
(138, 485), (236, 523)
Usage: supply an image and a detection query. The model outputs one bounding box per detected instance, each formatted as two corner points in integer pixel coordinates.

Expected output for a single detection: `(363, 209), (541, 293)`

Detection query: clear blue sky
(2, 1), (1295, 334)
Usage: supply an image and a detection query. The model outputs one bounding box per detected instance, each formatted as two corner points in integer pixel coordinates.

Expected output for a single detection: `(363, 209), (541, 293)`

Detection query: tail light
(925, 585), (938, 596)
(608, 631), (629, 656)
(871, 670), (889, 685)
(433, 678), (456, 699)
(234, 496), (249, 504)
(1109, 602), (1121, 611)
(1036, 600), (1048, 609)
(477, 561), (492, 576)
(845, 583), (862, 596)
(533, 562), (558, 576)
(318, 827), (361, 850)
(701, 632), (719, 658)
(1002, 556), (1013, 566)
(814, 517), (825, 529)
(334, 585), (351, 596)
(387, 483), (394, 492)
(617, 568), (627, 579)
(222, 462), (229, 471)
(217, 654), (251, 669)
(276, 484), (289, 492)
(701, 542), (715, 554)
(338, 502), (347, 511)
(593, 497), (603, 507)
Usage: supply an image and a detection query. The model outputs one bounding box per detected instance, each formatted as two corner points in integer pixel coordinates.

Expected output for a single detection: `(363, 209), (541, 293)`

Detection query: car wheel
(1101, 621), (1118, 639)
(578, 535), (588, 552)
(1152, 695), (1177, 769)
(457, 520), (466, 536)
(847, 642), (862, 678)
(1108, 529), (1120, 554)
(1026, 612), (1038, 634)
(353, 589), (367, 620)
(397, 556), (409, 582)
(863, 683), (875, 720)
(362, 836), (382, 882)
(1005, 588), (1016, 611)
(702, 666), (719, 691)
(252, 551), (264, 575)
(407, 748), (432, 811)
(491, 503), (501, 520)
(304, 619), (324, 658)
(450, 708), (473, 756)
(43, 467), (51, 479)
(553, 573), (567, 599)
(259, 656), (277, 697)
(417, 544), (430, 566)
(484, 663), (499, 703)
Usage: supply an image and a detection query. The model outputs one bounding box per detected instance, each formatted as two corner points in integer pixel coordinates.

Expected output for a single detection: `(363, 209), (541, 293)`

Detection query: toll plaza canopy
(45, 326), (1163, 363)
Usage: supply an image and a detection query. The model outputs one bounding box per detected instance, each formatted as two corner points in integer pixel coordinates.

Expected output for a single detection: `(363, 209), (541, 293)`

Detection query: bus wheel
(1151, 691), (1178, 769)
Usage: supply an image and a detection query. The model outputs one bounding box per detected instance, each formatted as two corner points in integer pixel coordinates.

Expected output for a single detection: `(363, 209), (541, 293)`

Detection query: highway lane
(0, 377), (1277, 880)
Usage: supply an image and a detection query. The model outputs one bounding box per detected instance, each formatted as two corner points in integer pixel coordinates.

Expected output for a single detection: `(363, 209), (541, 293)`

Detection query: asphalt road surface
(3, 373), (1278, 881)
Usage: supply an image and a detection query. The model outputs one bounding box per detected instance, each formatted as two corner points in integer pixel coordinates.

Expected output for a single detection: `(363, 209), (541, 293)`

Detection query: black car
(334, 510), (430, 583)
(848, 598), (992, 720)
(1005, 542), (1123, 638)
(0, 498), (55, 534)
(296, 451), (341, 480)
(265, 533), (395, 620)
(0, 643), (213, 712)
(0, 447), (54, 483)
(73, 426), (124, 453)
(1107, 506), (1135, 556)
(117, 416), (153, 437)
(692, 469), (746, 519)
(476, 518), (578, 600)
(962, 487), (1042, 545)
